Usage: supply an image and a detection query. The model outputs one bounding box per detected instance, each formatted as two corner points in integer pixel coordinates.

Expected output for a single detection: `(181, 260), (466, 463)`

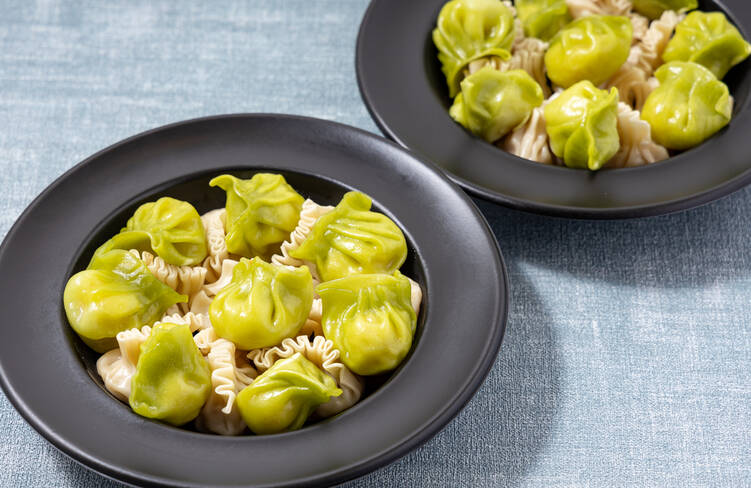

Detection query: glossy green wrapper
(93, 197), (207, 266)
(641, 61), (732, 150)
(129, 323), (211, 426)
(663, 11), (751, 80)
(317, 272), (416, 376)
(545, 15), (632, 88)
(631, 0), (697, 20)
(516, 0), (572, 41)
(210, 173), (304, 259)
(236, 353), (342, 435)
(544, 81), (620, 171)
(63, 250), (187, 352)
(433, 0), (515, 97)
(289, 191), (407, 282)
(450, 67), (544, 142)
(209, 257), (313, 350)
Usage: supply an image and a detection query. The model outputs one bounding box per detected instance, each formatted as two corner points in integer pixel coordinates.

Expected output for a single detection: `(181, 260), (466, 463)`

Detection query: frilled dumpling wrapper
(662, 11), (751, 80)
(545, 15), (632, 88)
(129, 323), (212, 426)
(450, 68), (544, 143)
(209, 257), (314, 350)
(210, 173), (304, 259)
(94, 197), (208, 267)
(516, 0), (572, 41)
(433, 0), (515, 97)
(631, 0), (697, 20)
(317, 272), (417, 376)
(544, 81), (620, 170)
(641, 61), (733, 151)
(236, 353), (342, 435)
(288, 192), (407, 282)
(64, 250), (187, 352)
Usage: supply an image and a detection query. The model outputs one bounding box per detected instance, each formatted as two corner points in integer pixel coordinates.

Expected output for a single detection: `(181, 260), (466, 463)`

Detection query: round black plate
(0, 115), (507, 487)
(356, 0), (751, 218)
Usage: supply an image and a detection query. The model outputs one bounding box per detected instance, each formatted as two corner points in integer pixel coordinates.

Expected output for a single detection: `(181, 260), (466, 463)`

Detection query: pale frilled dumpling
(545, 15), (633, 88)
(628, 10), (685, 76)
(450, 67), (544, 142)
(631, 0), (697, 20)
(236, 353), (342, 435)
(433, 0), (516, 97)
(209, 257), (314, 350)
(129, 323), (212, 426)
(200, 208), (230, 283)
(96, 325), (153, 402)
(288, 191), (407, 282)
(663, 11), (751, 80)
(210, 173), (304, 259)
(516, 0), (572, 41)
(544, 81), (620, 170)
(94, 197), (208, 267)
(641, 61), (733, 150)
(248, 335), (364, 418)
(63, 249), (187, 352)
(271, 199), (334, 271)
(502, 104), (554, 164)
(317, 272), (417, 376)
(607, 102), (669, 168)
(565, 0), (631, 20)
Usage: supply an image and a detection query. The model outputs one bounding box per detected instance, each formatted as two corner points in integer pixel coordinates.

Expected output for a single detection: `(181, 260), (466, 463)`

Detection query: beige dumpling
(606, 102), (669, 168)
(200, 209), (231, 283)
(96, 325), (153, 402)
(565, 0), (631, 18)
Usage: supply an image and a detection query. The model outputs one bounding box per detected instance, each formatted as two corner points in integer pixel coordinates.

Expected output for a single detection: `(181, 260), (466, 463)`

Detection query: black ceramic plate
(0, 115), (507, 487)
(357, 0), (751, 218)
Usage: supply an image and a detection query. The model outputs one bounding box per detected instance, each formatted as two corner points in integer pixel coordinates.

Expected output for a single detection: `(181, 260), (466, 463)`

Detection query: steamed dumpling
(641, 61), (732, 150)
(662, 11), (751, 80)
(433, 0), (515, 97)
(631, 0), (697, 20)
(210, 173), (304, 259)
(236, 353), (342, 435)
(544, 81), (620, 170)
(93, 197), (208, 266)
(129, 323), (212, 426)
(317, 272), (417, 376)
(450, 67), (544, 142)
(209, 257), (314, 350)
(64, 250), (187, 352)
(515, 0), (572, 41)
(289, 191), (407, 282)
(545, 15), (633, 87)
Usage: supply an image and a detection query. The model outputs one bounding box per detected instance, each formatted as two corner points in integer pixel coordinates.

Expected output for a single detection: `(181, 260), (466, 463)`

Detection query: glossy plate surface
(0, 115), (507, 487)
(356, 0), (751, 218)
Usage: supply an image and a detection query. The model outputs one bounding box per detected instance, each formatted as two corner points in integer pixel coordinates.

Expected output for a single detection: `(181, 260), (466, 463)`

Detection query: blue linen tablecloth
(0, 1), (749, 486)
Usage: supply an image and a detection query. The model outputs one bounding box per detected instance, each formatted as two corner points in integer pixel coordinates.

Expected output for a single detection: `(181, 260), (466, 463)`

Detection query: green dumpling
(317, 272), (416, 376)
(544, 81), (620, 170)
(210, 173), (304, 259)
(662, 11), (751, 80)
(288, 192), (407, 282)
(641, 61), (732, 150)
(129, 323), (212, 426)
(545, 15), (632, 88)
(64, 250), (187, 352)
(236, 353), (342, 435)
(209, 257), (313, 350)
(515, 0), (572, 41)
(433, 0), (515, 97)
(449, 67), (544, 143)
(93, 197), (207, 267)
(631, 0), (697, 21)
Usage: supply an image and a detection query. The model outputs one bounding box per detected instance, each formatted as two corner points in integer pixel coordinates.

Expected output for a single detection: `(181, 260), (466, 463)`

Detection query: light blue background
(0, 1), (749, 486)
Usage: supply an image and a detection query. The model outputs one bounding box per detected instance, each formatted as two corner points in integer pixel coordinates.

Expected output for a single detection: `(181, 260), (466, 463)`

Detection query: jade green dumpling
(289, 191), (407, 282)
(64, 249), (187, 352)
(209, 257), (313, 350)
(515, 0), (572, 41)
(663, 11), (751, 80)
(545, 15), (632, 88)
(631, 0), (697, 21)
(93, 197), (208, 267)
(236, 353), (342, 435)
(641, 61), (732, 150)
(450, 68), (544, 143)
(210, 173), (304, 259)
(433, 0), (515, 97)
(544, 81), (620, 171)
(129, 323), (211, 426)
(317, 272), (416, 376)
